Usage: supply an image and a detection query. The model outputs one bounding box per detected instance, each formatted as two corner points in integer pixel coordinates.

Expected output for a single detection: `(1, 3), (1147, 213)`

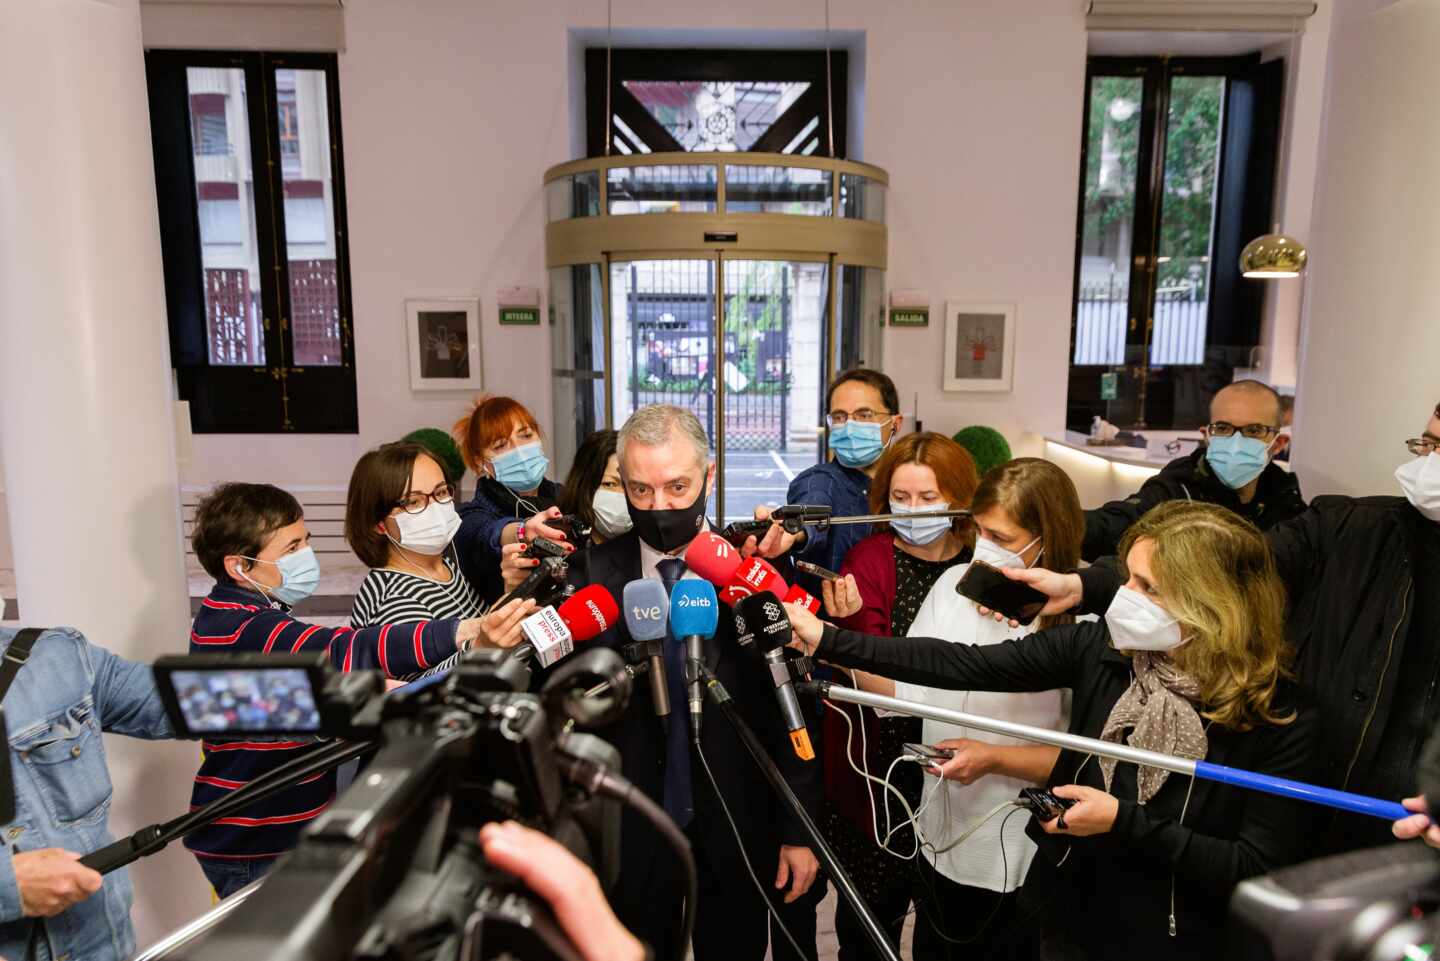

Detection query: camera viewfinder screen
(172, 669), (321, 733)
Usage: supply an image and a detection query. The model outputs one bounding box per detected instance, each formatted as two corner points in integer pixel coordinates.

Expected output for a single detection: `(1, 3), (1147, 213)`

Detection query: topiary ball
(952, 425), (1013, 478)
(403, 428), (466, 486)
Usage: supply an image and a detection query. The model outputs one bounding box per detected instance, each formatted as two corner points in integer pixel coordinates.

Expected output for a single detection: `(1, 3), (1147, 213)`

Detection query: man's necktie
(656, 556), (694, 826)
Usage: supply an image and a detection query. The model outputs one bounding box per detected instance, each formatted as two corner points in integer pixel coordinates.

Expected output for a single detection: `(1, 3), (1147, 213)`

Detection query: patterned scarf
(1099, 651), (1208, 804)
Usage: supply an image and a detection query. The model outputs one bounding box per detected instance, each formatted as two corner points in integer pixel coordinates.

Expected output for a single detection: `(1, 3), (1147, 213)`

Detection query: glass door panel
(1073, 75), (1142, 369)
(273, 67), (343, 366)
(1152, 75), (1224, 367)
(609, 258), (721, 520)
(718, 259), (828, 524)
(605, 256), (830, 525)
(185, 66), (266, 366)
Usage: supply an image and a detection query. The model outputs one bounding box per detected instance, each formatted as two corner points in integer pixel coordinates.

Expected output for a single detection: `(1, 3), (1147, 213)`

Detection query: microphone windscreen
(557, 585), (619, 642)
(622, 578), (670, 642)
(783, 583), (821, 615)
(669, 579), (720, 639)
(730, 557), (786, 600)
(685, 531), (743, 586)
(732, 592), (793, 653)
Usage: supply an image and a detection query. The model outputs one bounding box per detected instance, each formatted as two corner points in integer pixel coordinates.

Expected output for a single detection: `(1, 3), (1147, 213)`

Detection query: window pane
(607, 165), (717, 214)
(274, 68), (343, 366)
(840, 174), (886, 222)
(623, 81), (811, 152)
(1152, 76), (1225, 367)
(545, 171), (601, 221)
(549, 264), (606, 478)
(725, 165), (831, 215)
(1073, 76), (1142, 367)
(186, 67), (265, 366)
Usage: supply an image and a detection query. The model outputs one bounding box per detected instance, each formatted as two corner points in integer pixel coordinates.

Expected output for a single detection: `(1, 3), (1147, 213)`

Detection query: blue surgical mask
(491, 442), (549, 493)
(889, 500), (952, 546)
(1205, 434), (1273, 490)
(830, 421), (887, 469)
(241, 547), (321, 606)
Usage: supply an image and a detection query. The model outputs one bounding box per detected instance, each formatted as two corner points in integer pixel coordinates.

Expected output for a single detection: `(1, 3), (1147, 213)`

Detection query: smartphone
(795, 559), (843, 582)
(902, 742), (956, 762)
(956, 560), (1049, 626)
(1019, 787), (1077, 820)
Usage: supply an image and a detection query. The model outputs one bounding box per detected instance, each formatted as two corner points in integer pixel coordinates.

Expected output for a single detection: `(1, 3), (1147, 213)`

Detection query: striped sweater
(184, 583), (461, 861)
(350, 553), (485, 681)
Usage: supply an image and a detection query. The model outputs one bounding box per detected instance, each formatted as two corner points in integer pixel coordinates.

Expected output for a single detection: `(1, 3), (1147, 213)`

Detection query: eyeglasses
(1206, 421), (1281, 441)
(1405, 437), (1440, 457)
(827, 408), (892, 427)
(395, 483), (455, 514)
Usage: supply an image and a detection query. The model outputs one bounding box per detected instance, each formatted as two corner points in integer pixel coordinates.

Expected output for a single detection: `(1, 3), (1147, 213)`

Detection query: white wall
(171, 0), (1088, 492)
(1290, 0), (1440, 496)
(1253, 1), (1333, 391)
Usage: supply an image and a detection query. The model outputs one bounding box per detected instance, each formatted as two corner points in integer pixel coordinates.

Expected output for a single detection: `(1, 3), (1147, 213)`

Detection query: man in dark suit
(564, 404), (823, 961)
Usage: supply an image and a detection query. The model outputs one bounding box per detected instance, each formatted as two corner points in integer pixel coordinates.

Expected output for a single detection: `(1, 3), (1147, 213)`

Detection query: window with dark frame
(585, 48), (848, 159)
(1067, 55), (1283, 433)
(145, 50), (357, 434)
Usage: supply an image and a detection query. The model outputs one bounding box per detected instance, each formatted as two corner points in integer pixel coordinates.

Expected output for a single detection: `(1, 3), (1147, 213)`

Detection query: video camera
(148, 646), (635, 961)
(1230, 842), (1440, 961)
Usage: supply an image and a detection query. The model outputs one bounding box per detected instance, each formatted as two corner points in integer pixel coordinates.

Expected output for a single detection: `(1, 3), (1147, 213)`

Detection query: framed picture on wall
(943, 301), (1016, 392)
(406, 298), (482, 391)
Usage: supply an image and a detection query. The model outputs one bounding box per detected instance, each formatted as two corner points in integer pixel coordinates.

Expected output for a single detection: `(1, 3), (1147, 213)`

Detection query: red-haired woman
(453, 395), (569, 603)
(823, 432), (980, 959)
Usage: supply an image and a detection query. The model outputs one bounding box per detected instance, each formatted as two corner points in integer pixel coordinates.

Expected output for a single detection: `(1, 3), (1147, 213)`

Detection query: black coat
(454, 476), (561, 603)
(817, 621), (1319, 961)
(1079, 495), (1434, 854)
(563, 531), (824, 956)
(1083, 448), (1307, 561)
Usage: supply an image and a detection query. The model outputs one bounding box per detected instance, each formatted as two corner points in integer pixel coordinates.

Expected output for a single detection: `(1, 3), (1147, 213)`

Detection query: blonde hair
(1118, 502), (1293, 731)
(971, 458), (1084, 630)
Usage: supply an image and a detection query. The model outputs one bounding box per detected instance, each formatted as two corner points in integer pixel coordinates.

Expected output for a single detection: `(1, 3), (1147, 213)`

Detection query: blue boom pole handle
(1195, 761), (1410, 821)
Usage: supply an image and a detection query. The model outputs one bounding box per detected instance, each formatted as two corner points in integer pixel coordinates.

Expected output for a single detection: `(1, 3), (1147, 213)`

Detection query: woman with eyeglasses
(346, 441), (529, 675)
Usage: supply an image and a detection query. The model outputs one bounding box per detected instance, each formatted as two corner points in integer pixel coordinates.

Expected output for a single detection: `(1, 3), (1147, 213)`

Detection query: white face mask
(391, 500), (461, 556)
(972, 535), (1042, 571)
(1396, 453), (1440, 522)
(591, 487), (633, 539)
(1105, 586), (1187, 653)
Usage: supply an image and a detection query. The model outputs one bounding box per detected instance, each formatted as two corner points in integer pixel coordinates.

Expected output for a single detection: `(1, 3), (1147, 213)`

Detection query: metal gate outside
(625, 260), (793, 452)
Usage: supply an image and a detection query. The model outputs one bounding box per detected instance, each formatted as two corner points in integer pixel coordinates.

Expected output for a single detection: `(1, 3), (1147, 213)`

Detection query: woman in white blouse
(846, 458), (1084, 960)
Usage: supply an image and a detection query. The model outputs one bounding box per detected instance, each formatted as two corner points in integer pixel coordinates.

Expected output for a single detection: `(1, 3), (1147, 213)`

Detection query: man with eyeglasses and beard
(1081, 379), (1307, 560)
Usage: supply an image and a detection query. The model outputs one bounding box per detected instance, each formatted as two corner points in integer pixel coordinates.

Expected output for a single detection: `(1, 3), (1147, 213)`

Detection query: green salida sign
(889, 307), (929, 328)
(499, 306), (540, 326)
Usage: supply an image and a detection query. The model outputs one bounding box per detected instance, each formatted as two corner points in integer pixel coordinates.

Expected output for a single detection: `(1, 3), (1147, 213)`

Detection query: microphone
(514, 585), (618, 667)
(783, 582), (821, 615)
(732, 594), (816, 761)
(684, 531), (743, 585)
(622, 579), (672, 732)
(669, 580), (720, 741)
(686, 529), (819, 610)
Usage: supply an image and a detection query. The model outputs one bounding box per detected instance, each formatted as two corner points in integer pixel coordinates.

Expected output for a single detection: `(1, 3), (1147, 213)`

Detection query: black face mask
(627, 484), (708, 554)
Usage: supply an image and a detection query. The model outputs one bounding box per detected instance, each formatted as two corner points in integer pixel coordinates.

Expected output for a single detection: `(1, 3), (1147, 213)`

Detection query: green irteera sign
(889, 308), (929, 328)
(499, 307), (540, 326)
(1100, 371), (1119, 401)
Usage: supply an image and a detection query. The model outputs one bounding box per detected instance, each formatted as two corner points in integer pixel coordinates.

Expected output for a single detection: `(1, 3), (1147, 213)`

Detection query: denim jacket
(0, 627), (174, 961)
